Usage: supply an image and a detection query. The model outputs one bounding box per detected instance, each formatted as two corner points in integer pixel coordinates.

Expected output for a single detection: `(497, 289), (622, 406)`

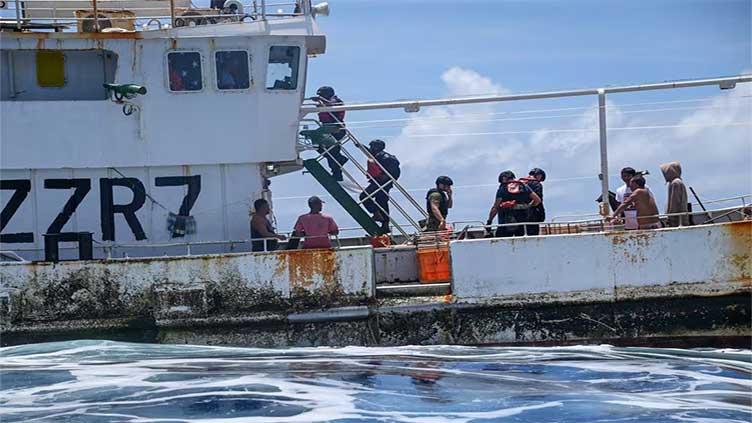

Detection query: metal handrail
(472, 205), (749, 235)
(313, 137), (412, 238)
(551, 194), (751, 222)
(305, 126), (427, 236)
(2, 206), (747, 260)
(3, 0), (306, 31)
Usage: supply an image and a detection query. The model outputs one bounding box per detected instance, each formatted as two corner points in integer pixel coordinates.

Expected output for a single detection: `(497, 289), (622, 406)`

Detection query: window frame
(264, 44), (302, 93)
(164, 50), (206, 94)
(212, 49), (252, 92)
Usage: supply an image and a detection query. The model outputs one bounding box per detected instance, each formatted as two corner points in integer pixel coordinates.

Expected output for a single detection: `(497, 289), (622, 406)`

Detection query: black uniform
(360, 151), (400, 230)
(524, 178), (545, 236)
(316, 95), (349, 181)
(495, 181), (534, 237)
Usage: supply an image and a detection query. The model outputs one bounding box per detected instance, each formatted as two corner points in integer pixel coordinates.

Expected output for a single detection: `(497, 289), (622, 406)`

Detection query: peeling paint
(451, 221), (751, 302)
(4, 31), (145, 40)
(725, 221), (751, 283)
(1, 223), (749, 348)
(1, 246), (373, 328)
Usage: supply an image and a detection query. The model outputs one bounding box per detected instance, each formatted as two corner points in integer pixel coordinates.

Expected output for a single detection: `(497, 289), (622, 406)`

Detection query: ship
(1, 1), (750, 348)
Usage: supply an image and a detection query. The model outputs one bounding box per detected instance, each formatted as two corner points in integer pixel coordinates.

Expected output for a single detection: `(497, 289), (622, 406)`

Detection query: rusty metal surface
(450, 221), (751, 303)
(2, 292), (748, 348)
(373, 246), (419, 284)
(0, 246), (374, 329)
(1, 222), (749, 348)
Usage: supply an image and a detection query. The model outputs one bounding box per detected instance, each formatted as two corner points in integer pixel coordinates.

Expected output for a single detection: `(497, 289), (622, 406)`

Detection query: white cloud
(441, 67), (507, 97)
(388, 68), (751, 221)
(391, 67), (512, 170)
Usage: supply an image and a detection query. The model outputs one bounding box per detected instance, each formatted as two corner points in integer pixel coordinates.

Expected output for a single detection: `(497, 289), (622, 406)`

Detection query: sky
(267, 0), (752, 235)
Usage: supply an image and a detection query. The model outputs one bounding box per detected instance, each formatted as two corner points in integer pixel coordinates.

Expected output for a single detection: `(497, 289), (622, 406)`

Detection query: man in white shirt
(615, 167), (654, 229)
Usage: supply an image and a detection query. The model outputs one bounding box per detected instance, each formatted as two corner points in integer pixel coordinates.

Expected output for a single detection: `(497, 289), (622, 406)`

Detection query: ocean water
(0, 341), (750, 423)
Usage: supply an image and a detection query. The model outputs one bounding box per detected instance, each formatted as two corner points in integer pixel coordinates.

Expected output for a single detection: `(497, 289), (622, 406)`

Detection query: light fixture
(312, 2), (330, 17)
(719, 81), (736, 90)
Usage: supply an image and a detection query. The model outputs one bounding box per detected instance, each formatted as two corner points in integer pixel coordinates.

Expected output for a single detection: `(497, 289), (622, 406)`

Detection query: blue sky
(269, 0), (751, 234)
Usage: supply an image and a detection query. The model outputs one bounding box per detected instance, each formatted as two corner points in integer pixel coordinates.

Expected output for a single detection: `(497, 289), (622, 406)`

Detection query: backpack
(379, 153), (401, 180)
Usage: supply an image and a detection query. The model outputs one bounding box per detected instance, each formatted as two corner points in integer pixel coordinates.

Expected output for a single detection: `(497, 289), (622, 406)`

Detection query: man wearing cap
(424, 176), (454, 231)
(521, 168), (546, 235)
(292, 196), (340, 249)
(312, 86), (349, 181)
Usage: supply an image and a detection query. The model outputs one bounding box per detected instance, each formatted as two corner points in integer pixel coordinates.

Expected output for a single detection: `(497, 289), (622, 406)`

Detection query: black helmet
(369, 139), (386, 152)
(529, 167), (546, 181)
(436, 175), (454, 186)
(498, 171), (516, 183)
(316, 86), (335, 99)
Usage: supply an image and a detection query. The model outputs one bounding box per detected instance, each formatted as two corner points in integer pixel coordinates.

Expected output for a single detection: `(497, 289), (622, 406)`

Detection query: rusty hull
(1, 223), (750, 348)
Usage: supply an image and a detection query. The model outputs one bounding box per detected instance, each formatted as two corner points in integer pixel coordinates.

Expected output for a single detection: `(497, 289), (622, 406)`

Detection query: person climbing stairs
(299, 125), (428, 239)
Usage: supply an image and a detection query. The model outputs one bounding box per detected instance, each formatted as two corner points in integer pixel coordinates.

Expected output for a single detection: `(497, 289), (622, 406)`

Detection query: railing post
(170, 0), (176, 28)
(14, 0), (21, 30)
(92, 0), (100, 32)
(261, 0), (266, 20)
(597, 89), (610, 215)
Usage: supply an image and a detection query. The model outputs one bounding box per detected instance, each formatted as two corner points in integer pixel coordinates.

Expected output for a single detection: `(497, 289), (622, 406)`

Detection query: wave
(1, 340), (750, 422)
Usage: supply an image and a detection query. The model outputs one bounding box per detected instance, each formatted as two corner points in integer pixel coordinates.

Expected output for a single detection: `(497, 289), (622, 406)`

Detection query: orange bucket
(417, 247), (451, 283)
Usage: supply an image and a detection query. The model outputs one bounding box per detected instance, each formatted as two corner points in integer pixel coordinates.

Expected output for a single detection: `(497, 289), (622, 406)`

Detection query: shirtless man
(610, 176), (661, 229)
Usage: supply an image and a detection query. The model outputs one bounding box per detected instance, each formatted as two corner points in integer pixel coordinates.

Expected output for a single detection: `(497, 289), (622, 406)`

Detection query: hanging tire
(179, 11), (207, 26)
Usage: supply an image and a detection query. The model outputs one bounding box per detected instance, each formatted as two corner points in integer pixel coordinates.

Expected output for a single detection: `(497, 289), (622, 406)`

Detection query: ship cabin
(0, 0), (328, 260)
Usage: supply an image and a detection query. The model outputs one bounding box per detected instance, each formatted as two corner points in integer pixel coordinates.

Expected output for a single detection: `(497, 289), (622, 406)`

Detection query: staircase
(299, 125), (429, 239)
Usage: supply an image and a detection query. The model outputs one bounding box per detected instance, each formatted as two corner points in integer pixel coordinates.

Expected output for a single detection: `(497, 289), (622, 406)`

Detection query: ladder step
(376, 282), (451, 298)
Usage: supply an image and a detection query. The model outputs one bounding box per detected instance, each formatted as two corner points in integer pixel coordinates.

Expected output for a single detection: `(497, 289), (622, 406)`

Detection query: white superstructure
(1, 2), (326, 260)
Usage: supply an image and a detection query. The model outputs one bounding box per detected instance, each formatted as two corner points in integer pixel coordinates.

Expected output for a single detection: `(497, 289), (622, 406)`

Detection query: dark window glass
(167, 52), (202, 92)
(215, 51), (250, 90)
(266, 46), (300, 90)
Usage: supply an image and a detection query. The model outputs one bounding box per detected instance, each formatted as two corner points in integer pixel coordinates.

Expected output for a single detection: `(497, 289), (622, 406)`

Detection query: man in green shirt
(424, 176), (453, 231)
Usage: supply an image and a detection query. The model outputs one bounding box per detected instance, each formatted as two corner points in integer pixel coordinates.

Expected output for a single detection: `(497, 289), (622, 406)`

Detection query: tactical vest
(426, 188), (448, 218)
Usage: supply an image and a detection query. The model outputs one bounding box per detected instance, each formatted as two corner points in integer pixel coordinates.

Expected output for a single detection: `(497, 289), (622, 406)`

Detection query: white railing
(1, 0), (309, 32)
(2, 204), (748, 262)
(551, 194), (750, 222)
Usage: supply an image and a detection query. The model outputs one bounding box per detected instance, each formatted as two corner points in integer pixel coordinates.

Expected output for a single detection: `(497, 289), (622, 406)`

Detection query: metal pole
(92, 0), (100, 32)
(15, 0), (21, 30)
(169, 0), (176, 28)
(598, 89), (610, 215)
(301, 75), (752, 115)
(690, 186), (716, 222)
(261, 0), (266, 20)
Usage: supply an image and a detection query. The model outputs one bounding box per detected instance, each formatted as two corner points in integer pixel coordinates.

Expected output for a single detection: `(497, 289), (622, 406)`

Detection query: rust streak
(4, 32), (144, 40)
(274, 249), (338, 290)
(725, 221), (751, 284)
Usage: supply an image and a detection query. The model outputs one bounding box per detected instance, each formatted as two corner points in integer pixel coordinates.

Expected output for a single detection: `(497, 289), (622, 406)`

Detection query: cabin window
(266, 46), (300, 90)
(1, 49), (117, 101)
(36, 50), (66, 87)
(167, 51), (203, 92)
(215, 51), (250, 90)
